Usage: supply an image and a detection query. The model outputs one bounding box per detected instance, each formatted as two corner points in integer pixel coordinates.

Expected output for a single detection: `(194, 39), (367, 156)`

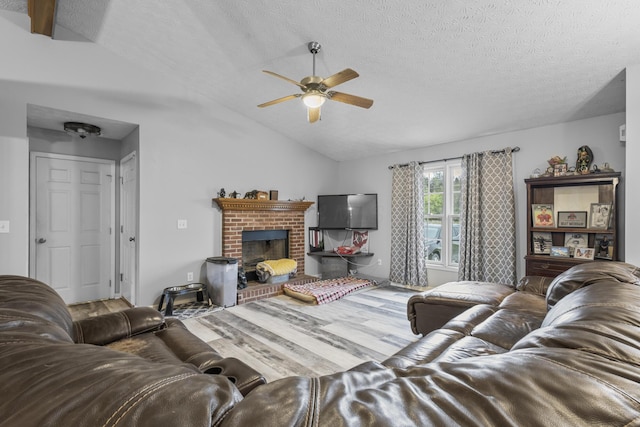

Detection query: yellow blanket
(256, 259), (297, 276)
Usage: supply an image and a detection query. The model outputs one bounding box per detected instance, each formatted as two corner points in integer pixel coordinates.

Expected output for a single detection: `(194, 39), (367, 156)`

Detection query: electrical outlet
(0, 220), (9, 234)
(177, 219), (188, 229)
(377, 258), (382, 266)
(187, 272), (194, 281)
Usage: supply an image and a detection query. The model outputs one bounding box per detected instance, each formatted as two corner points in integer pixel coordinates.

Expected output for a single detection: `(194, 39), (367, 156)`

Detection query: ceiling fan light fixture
(302, 91), (326, 108)
(63, 121), (101, 139)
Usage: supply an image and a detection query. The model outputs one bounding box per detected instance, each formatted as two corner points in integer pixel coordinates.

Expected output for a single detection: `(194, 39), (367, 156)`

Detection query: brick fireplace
(213, 198), (315, 304)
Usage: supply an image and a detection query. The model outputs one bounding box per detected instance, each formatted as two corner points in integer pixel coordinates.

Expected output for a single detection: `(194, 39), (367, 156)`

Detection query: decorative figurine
(545, 155), (566, 176)
(244, 190), (258, 199)
(218, 188), (226, 198)
(229, 191), (239, 199)
(576, 145), (593, 175)
(600, 163), (614, 173)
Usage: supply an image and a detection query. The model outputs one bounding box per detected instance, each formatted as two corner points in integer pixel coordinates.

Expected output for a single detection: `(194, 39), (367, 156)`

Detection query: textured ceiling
(2, 0), (639, 160)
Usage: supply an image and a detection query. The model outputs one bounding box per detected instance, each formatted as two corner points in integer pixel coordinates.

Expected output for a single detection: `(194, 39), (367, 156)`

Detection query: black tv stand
(307, 251), (374, 279)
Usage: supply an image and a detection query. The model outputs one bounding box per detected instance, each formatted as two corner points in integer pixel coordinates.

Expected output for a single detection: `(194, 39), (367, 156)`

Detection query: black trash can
(206, 257), (238, 307)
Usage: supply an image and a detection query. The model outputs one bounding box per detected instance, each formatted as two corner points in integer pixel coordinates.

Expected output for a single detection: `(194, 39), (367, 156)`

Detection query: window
(423, 161), (462, 269)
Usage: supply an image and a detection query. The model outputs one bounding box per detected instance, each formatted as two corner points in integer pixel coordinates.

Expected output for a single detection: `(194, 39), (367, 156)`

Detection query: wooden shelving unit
(525, 172), (621, 277)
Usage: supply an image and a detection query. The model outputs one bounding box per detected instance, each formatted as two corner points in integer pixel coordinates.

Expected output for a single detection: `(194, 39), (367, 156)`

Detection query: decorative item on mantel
(243, 190), (269, 199)
(576, 145), (593, 174)
(217, 188), (226, 198)
(229, 190), (240, 198)
(544, 155), (567, 176)
(592, 162), (615, 174)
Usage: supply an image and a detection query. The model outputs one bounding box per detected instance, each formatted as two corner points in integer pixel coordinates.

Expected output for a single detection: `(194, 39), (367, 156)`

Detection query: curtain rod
(388, 146), (520, 170)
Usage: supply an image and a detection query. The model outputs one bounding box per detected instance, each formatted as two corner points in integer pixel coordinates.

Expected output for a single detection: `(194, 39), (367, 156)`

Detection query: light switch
(177, 219), (188, 229)
(0, 220), (9, 233)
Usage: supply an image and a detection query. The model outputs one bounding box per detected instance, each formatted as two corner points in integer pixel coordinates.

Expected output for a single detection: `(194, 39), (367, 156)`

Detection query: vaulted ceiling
(3, 1), (640, 161)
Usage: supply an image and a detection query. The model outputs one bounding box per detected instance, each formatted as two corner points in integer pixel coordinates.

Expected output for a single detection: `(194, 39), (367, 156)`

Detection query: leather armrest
(72, 307), (164, 345)
(203, 357), (267, 396)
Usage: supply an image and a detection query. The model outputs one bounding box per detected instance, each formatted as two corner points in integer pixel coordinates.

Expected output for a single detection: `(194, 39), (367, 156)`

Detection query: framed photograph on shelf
(550, 246), (571, 257)
(532, 204), (554, 227)
(574, 247), (595, 260)
(594, 233), (614, 260)
(589, 203), (612, 229)
(564, 233), (588, 257)
(557, 211), (587, 228)
(532, 232), (552, 254)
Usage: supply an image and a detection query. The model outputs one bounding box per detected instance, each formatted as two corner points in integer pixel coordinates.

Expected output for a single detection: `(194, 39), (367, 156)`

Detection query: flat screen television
(317, 194), (378, 230)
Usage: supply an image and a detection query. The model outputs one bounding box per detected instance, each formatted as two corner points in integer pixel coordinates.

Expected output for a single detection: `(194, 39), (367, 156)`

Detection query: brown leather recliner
(0, 275), (265, 426)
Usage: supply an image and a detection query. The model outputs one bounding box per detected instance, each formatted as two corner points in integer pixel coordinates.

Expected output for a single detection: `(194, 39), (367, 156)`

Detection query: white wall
(625, 65), (640, 265)
(337, 113), (627, 286)
(0, 11), (338, 305)
(0, 137), (29, 275)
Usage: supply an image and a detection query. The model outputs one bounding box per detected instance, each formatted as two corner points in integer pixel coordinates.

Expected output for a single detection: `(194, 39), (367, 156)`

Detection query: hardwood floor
(67, 297), (132, 321)
(183, 285), (423, 382)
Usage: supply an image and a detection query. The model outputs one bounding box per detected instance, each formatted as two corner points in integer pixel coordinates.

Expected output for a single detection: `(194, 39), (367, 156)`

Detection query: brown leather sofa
(4, 262), (640, 426)
(0, 275), (265, 426)
(220, 262), (640, 426)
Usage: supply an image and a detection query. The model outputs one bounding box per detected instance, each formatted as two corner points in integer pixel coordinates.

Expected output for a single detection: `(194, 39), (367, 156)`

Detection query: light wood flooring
(183, 285), (423, 382)
(67, 297), (132, 321)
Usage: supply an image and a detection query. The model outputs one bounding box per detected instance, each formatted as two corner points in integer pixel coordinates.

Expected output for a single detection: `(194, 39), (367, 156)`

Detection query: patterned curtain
(390, 161), (428, 286)
(458, 148), (517, 284)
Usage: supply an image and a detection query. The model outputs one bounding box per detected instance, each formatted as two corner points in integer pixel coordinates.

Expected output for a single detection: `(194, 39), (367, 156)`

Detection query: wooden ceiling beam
(28, 0), (57, 37)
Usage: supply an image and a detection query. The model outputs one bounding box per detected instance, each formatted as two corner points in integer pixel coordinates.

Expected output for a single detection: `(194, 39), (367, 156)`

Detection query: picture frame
(550, 246), (571, 257)
(532, 232), (552, 254)
(574, 247), (595, 260)
(594, 233), (614, 260)
(564, 232), (588, 256)
(553, 163), (567, 177)
(589, 203), (612, 229)
(532, 204), (554, 227)
(557, 211), (587, 228)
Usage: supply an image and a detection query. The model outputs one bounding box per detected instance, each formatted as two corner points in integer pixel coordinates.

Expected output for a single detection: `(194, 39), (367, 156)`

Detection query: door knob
(37, 238), (47, 244)
(129, 237), (136, 242)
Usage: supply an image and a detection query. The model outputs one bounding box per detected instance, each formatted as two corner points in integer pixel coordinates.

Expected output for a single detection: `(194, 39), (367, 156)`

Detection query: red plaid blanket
(283, 276), (375, 304)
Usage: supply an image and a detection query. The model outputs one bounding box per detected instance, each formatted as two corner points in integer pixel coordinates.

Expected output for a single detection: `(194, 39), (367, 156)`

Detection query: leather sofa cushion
(542, 281), (640, 328)
(546, 261), (640, 310)
(0, 275), (73, 336)
(471, 307), (544, 350)
(0, 308), (74, 344)
(515, 283), (640, 366)
(383, 329), (465, 368)
(1, 338), (242, 426)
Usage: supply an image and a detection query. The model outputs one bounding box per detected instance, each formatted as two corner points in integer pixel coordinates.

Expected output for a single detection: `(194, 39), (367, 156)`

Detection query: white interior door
(31, 153), (115, 304)
(119, 152), (137, 305)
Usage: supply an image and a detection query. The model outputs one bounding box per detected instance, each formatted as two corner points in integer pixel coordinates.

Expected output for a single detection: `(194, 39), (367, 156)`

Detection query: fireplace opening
(242, 230), (289, 282)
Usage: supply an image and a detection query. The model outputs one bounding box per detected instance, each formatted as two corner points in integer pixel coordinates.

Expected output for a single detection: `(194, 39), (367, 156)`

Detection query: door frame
(29, 152), (116, 298)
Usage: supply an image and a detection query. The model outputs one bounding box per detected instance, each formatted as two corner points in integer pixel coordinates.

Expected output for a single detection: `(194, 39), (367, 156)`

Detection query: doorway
(30, 152), (115, 304)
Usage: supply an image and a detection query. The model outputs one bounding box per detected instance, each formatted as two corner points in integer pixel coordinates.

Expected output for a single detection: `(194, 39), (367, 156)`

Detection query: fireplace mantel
(213, 198), (314, 212)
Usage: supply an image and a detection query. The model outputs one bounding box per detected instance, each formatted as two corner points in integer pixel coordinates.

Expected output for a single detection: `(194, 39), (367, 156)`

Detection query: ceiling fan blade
(327, 91), (374, 109)
(321, 68), (359, 88)
(258, 94), (301, 108)
(307, 107), (321, 123)
(262, 70), (306, 89)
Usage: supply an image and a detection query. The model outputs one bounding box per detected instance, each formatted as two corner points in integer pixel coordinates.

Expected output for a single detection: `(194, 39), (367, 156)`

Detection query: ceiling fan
(258, 41), (374, 123)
